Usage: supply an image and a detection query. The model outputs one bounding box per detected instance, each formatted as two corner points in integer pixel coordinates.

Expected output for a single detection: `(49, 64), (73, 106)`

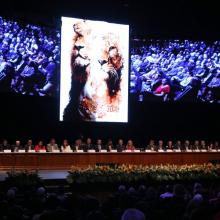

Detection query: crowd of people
(130, 39), (220, 102)
(0, 138), (219, 153)
(1, 181), (220, 219)
(0, 16), (60, 96)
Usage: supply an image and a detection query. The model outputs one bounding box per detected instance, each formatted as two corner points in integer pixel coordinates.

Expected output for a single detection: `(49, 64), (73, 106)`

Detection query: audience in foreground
(0, 182), (220, 220)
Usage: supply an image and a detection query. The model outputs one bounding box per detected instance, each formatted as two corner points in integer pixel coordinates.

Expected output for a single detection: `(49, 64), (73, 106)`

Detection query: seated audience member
(121, 208), (146, 220)
(166, 140), (174, 151)
(193, 140), (200, 150)
(146, 139), (156, 151)
(61, 139), (71, 152)
(34, 141), (46, 152)
(157, 140), (165, 151)
(0, 139), (10, 151)
(47, 138), (59, 152)
(72, 139), (83, 151)
(106, 139), (114, 152)
(116, 139), (125, 152)
(95, 139), (104, 152)
(174, 140), (182, 150)
(200, 140), (207, 150)
(183, 140), (191, 151)
(160, 185), (174, 199)
(153, 78), (171, 101)
(84, 138), (94, 152)
(24, 139), (34, 152)
(126, 140), (136, 151)
(12, 140), (23, 152)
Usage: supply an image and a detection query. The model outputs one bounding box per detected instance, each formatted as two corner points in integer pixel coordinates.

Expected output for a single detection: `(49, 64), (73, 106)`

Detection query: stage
(0, 170), (68, 181)
(0, 152), (220, 170)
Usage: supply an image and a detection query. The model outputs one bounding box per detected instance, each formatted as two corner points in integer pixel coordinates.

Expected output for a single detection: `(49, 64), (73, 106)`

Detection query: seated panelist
(61, 139), (71, 152)
(25, 139), (34, 152)
(146, 139), (156, 151)
(47, 138), (59, 152)
(200, 140), (207, 150)
(0, 139), (11, 152)
(12, 140), (24, 152)
(126, 140), (136, 151)
(173, 140), (182, 150)
(72, 139), (84, 152)
(116, 139), (125, 152)
(157, 140), (165, 151)
(183, 140), (192, 151)
(35, 141), (46, 152)
(192, 140), (200, 150)
(166, 141), (174, 151)
(83, 138), (94, 152)
(214, 141), (220, 150)
(105, 139), (114, 152)
(95, 139), (105, 152)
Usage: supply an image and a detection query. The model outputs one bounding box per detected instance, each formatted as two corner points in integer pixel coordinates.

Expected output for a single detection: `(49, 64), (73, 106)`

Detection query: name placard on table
(145, 150), (153, 152)
(88, 150), (96, 153)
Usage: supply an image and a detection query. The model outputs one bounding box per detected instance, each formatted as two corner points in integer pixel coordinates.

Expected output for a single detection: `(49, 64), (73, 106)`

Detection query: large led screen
(130, 39), (220, 103)
(0, 16), (60, 96)
(60, 17), (129, 122)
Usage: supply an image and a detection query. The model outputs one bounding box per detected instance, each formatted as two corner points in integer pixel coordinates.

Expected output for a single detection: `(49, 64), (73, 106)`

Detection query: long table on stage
(0, 152), (220, 170)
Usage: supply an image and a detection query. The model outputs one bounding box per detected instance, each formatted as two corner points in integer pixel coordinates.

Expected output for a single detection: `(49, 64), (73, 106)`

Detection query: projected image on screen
(130, 39), (220, 103)
(60, 17), (129, 122)
(0, 16), (60, 96)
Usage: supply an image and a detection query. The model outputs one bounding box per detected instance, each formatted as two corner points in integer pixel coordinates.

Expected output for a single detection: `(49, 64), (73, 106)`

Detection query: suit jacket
(95, 144), (105, 152)
(11, 145), (24, 152)
(0, 144), (11, 152)
(145, 145), (156, 151)
(173, 144), (182, 150)
(72, 144), (84, 152)
(116, 144), (125, 152)
(192, 145), (200, 150)
(47, 144), (59, 152)
(25, 144), (35, 152)
(106, 144), (115, 152)
(83, 144), (94, 152)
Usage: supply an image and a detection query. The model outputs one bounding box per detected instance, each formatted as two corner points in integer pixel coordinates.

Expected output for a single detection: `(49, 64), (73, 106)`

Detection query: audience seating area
(1, 180), (220, 220)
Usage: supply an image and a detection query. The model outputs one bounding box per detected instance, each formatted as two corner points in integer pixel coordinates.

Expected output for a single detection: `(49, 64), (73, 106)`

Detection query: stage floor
(0, 170), (69, 181)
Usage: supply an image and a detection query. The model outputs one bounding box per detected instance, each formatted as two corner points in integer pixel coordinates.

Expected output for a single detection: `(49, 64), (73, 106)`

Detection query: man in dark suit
(12, 140), (24, 152)
(0, 139), (10, 152)
(25, 139), (35, 152)
(72, 139), (84, 152)
(95, 139), (105, 152)
(116, 139), (125, 152)
(83, 138), (94, 152)
(145, 139), (156, 151)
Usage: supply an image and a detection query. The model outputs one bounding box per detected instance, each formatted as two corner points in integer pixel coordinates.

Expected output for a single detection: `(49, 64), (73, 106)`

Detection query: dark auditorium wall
(0, 0), (219, 145)
(0, 93), (219, 145)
